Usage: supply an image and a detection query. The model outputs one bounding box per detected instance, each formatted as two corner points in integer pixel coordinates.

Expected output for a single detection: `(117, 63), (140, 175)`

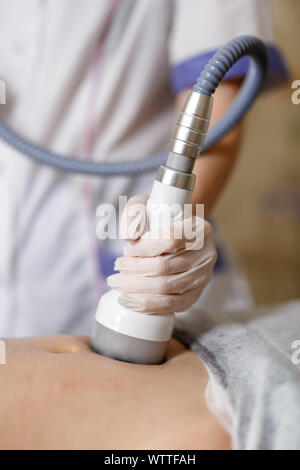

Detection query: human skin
(0, 335), (231, 450)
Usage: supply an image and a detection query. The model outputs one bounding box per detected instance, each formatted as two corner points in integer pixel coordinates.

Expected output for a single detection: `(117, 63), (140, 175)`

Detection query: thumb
(120, 194), (149, 240)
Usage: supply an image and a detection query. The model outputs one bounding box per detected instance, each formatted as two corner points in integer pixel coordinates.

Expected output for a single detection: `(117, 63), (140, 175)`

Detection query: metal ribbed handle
(170, 91), (213, 159)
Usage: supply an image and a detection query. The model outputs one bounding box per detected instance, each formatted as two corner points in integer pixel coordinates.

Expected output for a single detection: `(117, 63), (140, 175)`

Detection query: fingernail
(113, 259), (120, 270)
(121, 216), (141, 240)
(128, 219), (140, 239)
(118, 295), (137, 309)
(107, 275), (118, 287)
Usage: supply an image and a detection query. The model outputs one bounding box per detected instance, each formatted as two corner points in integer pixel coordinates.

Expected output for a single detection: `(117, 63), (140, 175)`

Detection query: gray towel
(174, 301), (300, 450)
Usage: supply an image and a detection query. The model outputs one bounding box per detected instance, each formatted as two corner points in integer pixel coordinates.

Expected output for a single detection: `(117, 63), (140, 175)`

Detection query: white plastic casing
(95, 289), (174, 342)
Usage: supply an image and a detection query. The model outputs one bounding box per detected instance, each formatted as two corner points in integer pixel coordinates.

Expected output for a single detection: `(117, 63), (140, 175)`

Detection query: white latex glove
(107, 195), (217, 314)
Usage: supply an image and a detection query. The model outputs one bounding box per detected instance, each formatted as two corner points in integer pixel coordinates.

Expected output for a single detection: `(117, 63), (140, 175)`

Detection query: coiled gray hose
(0, 35), (268, 177)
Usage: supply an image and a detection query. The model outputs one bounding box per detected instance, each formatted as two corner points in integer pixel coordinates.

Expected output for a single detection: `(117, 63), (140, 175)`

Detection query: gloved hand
(107, 195), (217, 314)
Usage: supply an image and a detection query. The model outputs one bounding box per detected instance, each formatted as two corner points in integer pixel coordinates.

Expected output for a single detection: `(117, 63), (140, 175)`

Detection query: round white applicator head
(91, 289), (175, 365)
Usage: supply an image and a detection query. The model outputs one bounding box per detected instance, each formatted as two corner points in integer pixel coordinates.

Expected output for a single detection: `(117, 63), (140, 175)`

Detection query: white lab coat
(0, 0), (286, 336)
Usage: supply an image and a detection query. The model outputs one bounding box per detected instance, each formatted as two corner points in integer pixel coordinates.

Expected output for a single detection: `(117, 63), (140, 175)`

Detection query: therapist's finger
(123, 217), (206, 257)
(107, 262), (211, 295)
(114, 250), (204, 276)
(120, 194), (148, 240)
(123, 233), (185, 257)
(117, 288), (203, 314)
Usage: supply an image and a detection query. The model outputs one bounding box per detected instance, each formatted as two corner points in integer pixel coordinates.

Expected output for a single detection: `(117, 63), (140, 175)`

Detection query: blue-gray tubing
(0, 36), (268, 177)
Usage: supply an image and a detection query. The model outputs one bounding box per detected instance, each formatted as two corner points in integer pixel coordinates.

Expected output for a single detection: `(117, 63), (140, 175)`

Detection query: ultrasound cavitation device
(0, 36), (269, 364)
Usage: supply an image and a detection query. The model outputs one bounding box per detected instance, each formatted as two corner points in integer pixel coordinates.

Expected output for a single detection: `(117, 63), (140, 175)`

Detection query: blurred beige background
(215, 0), (300, 304)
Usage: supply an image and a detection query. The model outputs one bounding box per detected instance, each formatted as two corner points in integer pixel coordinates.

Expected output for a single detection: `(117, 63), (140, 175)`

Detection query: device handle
(147, 176), (194, 236)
